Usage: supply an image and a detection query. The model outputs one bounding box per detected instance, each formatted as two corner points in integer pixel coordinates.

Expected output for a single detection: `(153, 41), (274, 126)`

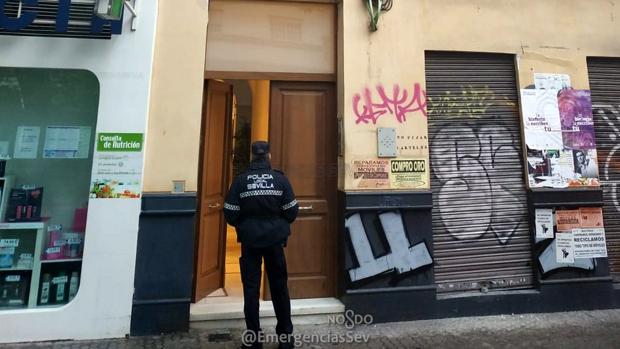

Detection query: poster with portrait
(558, 90), (596, 150)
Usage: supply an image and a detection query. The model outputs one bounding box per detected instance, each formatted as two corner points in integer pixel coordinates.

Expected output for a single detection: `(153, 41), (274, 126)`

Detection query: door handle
(299, 205), (313, 211)
(208, 203), (221, 209)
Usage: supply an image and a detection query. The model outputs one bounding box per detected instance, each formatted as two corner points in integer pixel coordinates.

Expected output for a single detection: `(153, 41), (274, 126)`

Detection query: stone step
(190, 297), (345, 330)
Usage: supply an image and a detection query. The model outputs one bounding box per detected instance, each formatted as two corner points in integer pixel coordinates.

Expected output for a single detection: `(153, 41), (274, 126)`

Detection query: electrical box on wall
(377, 127), (397, 158)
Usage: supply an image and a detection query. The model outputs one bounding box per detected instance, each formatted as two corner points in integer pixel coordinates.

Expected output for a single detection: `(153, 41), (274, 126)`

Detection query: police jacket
(223, 158), (299, 248)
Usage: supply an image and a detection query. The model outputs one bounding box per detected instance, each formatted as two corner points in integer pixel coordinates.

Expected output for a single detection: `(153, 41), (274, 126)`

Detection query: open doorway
(192, 79), (339, 323)
(223, 80), (253, 298)
(194, 79), (267, 303)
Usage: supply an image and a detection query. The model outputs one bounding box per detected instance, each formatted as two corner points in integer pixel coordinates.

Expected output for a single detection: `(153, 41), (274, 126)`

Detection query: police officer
(224, 141), (299, 349)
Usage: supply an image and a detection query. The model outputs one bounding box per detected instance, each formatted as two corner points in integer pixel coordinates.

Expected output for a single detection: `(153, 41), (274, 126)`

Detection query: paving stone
(2, 309), (620, 349)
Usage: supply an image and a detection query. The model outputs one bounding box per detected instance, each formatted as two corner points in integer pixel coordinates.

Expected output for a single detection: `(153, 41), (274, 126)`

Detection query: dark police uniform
(223, 141), (299, 348)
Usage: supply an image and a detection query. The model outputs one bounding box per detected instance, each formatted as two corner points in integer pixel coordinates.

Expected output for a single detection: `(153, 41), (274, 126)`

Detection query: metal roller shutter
(425, 51), (534, 293)
(587, 57), (620, 283)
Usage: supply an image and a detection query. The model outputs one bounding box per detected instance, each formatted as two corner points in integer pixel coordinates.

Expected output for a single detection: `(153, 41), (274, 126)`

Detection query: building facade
(0, 0), (158, 343)
(139, 0), (620, 334)
(2, 0), (620, 343)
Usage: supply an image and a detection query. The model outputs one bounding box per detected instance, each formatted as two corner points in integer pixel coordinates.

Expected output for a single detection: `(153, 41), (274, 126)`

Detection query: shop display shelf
(0, 303), (28, 310)
(0, 221), (46, 308)
(0, 176), (13, 223)
(41, 258), (82, 264)
(0, 266), (33, 272)
(0, 222), (45, 230)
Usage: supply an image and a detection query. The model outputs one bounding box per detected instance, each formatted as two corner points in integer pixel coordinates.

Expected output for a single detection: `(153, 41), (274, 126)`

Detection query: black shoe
(278, 342), (294, 349)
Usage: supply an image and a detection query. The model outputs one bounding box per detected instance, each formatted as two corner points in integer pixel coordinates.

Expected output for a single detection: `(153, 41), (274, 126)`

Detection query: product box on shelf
(63, 233), (83, 259)
(16, 253), (33, 269)
(0, 272), (30, 308)
(6, 187), (43, 222)
(42, 225), (84, 261)
(0, 238), (19, 269)
(43, 225), (64, 260)
(39, 271), (69, 305)
(0, 247), (14, 268)
(72, 207), (88, 233)
(39, 269), (80, 306)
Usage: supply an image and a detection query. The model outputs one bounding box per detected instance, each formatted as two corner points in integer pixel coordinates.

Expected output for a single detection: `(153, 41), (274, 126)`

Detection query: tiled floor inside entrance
(223, 226), (243, 297)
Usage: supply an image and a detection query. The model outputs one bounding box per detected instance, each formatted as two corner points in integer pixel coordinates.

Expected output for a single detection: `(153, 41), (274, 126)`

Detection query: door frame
(193, 75), (339, 302)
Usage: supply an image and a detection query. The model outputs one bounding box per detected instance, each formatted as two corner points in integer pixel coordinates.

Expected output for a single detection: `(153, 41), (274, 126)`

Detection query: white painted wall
(0, 1), (158, 343)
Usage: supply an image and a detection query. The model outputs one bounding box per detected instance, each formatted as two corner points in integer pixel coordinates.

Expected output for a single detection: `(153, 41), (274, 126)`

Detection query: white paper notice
(14, 126), (40, 159)
(90, 153), (143, 199)
(520, 89), (563, 150)
(535, 209), (554, 239)
(534, 73), (571, 90)
(573, 228), (608, 258)
(555, 232), (575, 263)
(43, 126), (91, 159)
(0, 141), (9, 159)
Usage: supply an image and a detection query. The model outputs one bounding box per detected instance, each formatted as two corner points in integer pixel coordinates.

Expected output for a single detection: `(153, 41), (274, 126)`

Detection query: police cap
(251, 141), (270, 156)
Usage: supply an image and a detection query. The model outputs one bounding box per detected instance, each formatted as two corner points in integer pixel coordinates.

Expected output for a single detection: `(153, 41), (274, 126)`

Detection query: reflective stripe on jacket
(223, 158), (299, 248)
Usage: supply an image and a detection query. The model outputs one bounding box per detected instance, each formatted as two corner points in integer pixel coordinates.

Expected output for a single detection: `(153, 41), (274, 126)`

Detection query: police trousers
(240, 243), (293, 336)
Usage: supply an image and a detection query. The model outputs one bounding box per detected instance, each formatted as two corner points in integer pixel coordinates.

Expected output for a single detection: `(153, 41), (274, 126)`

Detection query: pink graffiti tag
(353, 84), (427, 124)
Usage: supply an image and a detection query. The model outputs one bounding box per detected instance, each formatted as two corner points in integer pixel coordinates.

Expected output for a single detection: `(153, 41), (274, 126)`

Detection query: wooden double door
(194, 80), (337, 301)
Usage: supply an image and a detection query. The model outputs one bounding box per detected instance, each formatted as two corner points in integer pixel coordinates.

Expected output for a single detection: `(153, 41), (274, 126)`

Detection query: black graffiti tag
(430, 123), (526, 244)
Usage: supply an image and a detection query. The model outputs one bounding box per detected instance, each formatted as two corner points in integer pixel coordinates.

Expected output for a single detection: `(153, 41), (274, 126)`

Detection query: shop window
(0, 67), (99, 309)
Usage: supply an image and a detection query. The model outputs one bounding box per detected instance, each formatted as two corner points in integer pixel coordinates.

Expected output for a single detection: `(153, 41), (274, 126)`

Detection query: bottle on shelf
(54, 271), (67, 304)
(40, 274), (51, 305)
(68, 272), (79, 301)
(0, 284), (8, 305)
(11, 282), (22, 306)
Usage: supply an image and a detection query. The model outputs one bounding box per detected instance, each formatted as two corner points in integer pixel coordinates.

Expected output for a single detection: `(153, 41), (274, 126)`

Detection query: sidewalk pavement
(3, 309), (620, 349)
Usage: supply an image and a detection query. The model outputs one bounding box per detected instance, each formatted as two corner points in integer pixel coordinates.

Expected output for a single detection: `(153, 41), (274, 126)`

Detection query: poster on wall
(573, 228), (608, 258)
(534, 73), (571, 90)
(389, 159), (428, 189)
(14, 126), (40, 159)
(43, 126), (91, 159)
(556, 209), (581, 232)
(555, 231), (575, 263)
(90, 133), (143, 199)
(351, 159), (390, 189)
(347, 82), (429, 190)
(522, 73), (600, 188)
(550, 207), (608, 262)
(580, 207), (604, 228)
(521, 89), (563, 150)
(558, 90), (596, 150)
(535, 208), (554, 239)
